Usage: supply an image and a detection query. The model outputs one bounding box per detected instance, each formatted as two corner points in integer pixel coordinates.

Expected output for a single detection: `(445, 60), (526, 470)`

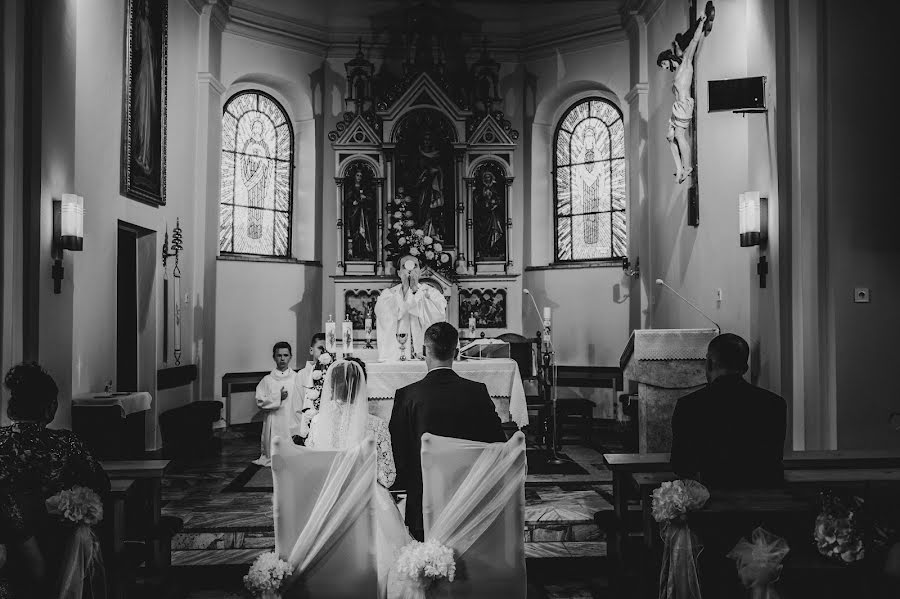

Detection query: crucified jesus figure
(657, 4), (714, 184)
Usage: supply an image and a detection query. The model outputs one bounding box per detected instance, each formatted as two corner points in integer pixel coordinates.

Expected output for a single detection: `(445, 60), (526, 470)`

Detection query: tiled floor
(164, 427), (615, 597)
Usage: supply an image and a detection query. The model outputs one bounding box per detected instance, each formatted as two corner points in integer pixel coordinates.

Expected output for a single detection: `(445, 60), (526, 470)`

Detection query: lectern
(620, 328), (718, 452)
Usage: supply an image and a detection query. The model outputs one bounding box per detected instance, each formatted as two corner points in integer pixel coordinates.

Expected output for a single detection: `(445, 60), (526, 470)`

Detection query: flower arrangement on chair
(305, 350), (335, 413)
(244, 551), (293, 599)
(395, 539), (457, 591)
(814, 492), (866, 563)
(45, 486), (104, 526)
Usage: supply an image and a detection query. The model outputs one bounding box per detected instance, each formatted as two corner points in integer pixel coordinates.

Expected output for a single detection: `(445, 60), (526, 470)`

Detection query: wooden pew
(601, 450), (900, 568)
(103, 479), (136, 599)
(101, 460), (174, 571)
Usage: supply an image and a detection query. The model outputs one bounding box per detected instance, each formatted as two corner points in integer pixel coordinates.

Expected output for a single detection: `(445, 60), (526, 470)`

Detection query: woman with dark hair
(0, 362), (109, 597)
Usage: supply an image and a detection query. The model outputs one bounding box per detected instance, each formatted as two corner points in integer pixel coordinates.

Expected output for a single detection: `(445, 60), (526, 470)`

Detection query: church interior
(1, 0), (899, 597)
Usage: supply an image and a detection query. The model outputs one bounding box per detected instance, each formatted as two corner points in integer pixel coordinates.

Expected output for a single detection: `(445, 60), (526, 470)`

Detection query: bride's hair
(328, 360), (363, 404)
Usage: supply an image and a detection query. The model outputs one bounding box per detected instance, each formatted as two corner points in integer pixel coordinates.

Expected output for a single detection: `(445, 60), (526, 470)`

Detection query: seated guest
(0, 362), (110, 598)
(389, 322), (505, 541)
(670, 333), (786, 488)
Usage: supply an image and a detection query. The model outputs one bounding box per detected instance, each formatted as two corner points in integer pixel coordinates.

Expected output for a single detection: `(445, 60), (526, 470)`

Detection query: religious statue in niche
(345, 290), (380, 330)
(395, 109), (457, 246)
(472, 161), (507, 261)
(656, 1), (715, 184)
(458, 288), (506, 329)
(343, 162), (377, 262)
(242, 120), (272, 240)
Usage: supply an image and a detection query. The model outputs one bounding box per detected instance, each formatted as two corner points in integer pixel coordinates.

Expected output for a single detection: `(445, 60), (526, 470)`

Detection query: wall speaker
(708, 76), (766, 112)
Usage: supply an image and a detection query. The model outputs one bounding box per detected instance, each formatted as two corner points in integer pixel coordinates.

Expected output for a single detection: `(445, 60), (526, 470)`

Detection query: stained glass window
(220, 91), (293, 256)
(553, 97), (626, 261)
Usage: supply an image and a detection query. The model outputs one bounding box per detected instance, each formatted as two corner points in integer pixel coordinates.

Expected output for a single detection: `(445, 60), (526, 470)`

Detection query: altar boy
(253, 341), (301, 466)
(294, 332), (326, 442)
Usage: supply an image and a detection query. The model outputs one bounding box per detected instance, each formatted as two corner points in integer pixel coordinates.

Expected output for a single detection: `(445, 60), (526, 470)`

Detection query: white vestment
(374, 283), (447, 361)
(254, 368), (301, 466)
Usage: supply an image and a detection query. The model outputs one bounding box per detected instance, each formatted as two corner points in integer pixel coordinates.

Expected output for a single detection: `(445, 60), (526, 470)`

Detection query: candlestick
(325, 315), (337, 354)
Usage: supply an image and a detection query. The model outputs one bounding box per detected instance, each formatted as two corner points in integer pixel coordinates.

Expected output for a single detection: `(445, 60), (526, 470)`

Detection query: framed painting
(121, 0), (168, 206)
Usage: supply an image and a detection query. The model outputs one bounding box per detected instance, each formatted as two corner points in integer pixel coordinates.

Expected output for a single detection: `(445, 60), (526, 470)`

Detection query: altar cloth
(73, 392), (152, 417)
(364, 359), (528, 428)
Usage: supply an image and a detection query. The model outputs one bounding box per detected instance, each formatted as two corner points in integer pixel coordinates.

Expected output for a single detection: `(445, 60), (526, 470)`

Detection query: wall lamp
(621, 256), (640, 278)
(739, 191), (768, 288)
(52, 194), (84, 294)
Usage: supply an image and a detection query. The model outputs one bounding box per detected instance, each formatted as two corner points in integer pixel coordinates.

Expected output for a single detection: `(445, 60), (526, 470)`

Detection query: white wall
(523, 39), (633, 369)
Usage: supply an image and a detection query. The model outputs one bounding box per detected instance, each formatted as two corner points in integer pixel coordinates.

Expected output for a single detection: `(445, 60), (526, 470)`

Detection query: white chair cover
(272, 436), (379, 599)
(415, 431), (527, 599)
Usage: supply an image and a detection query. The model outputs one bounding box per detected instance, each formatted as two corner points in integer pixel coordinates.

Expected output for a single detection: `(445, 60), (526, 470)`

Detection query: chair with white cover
(419, 431), (527, 599)
(271, 436), (379, 599)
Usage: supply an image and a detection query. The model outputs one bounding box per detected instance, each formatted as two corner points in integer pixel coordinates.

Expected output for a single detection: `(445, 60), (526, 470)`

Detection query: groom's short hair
(424, 322), (458, 361)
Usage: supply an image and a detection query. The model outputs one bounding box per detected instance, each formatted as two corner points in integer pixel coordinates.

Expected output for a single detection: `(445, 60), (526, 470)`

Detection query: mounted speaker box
(708, 76), (766, 113)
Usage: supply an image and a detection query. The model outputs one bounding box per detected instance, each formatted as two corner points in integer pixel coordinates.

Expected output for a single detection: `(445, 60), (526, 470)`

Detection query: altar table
(364, 358), (529, 428)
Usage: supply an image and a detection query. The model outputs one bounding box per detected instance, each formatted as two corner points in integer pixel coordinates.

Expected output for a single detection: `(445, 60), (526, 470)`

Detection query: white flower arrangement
(244, 551), (293, 595)
(384, 193), (454, 276)
(45, 486), (103, 526)
(318, 353), (333, 366)
(395, 540), (456, 588)
(814, 493), (866, 563)
(651, 479), (709, 523)
(311, 370), (323, 381)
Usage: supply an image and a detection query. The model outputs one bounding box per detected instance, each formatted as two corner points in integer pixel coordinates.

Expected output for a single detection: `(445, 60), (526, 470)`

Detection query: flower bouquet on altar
(651, 479), (709, 599)
(244, 551), (293, 599)
(385, 190), (454, 277)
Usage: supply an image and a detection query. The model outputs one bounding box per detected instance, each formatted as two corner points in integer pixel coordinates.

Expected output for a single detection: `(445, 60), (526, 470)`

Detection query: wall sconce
(622, 256), (640, 278)
(52, 194), (84, 294)
(739, 191), (768, 288)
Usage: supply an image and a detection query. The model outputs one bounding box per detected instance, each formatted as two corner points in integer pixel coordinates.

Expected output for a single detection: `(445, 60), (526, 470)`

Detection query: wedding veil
(315, 359), (370, 449)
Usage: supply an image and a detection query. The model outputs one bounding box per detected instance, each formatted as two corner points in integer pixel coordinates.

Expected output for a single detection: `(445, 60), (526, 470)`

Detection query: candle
(364, 317), (372, 334)
(325, 316), (337, 354)
(342, 320), (353, 356)
(468, 317), (476, 335)
(543, 306), (551, 320)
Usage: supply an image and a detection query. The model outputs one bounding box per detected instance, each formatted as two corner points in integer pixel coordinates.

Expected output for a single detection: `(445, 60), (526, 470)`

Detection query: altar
(362, 358), (528, 428)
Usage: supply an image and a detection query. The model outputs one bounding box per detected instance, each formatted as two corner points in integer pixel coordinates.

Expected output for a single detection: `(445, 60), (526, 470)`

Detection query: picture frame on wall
(121, 0), (168, 206)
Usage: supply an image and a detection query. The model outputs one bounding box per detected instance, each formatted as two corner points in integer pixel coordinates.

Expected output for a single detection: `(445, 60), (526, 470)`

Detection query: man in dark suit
(670, 333), (787, 489)
(389, 322), (506, 540)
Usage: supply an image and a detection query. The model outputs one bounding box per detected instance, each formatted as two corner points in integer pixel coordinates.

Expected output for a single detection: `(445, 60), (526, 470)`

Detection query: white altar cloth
(72, 392), (152, 417)
(364, 359), (529, 428)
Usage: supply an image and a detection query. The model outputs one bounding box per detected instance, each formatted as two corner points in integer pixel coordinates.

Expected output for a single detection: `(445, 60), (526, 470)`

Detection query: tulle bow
(728, 527), (790, 599)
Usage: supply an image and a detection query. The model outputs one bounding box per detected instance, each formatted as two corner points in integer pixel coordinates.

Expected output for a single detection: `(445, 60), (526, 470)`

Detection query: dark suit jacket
(670, 374), (787, 489)
(389, 368), (506, 537)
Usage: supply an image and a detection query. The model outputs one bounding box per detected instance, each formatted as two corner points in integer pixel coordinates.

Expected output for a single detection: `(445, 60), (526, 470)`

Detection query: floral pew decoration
(45, 485), (106, 598)
(651, 479), (710, 599)
(244, 551), (293, 599)
(728, 527), (790, 599)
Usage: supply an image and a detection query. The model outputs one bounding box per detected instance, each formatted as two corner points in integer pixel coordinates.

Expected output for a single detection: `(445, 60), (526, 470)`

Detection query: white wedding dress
(306, 360), (412, 599)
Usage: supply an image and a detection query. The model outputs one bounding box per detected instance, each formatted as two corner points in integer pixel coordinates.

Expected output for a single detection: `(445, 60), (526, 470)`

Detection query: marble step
(172, 541), (607, 568)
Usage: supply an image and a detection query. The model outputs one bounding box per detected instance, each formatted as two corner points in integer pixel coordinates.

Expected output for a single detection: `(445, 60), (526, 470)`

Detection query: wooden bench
(103, 479), (136, 599)
(601, 450), (900, 568)
(102, 460), (175, 572)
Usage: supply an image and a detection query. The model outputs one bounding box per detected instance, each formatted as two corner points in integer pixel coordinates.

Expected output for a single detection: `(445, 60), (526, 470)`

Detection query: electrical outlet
(854, 287), (870, 303)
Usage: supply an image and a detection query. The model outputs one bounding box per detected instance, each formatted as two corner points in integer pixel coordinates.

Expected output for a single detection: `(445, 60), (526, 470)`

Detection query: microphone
(655, 279), (721, 333)
(523, 289), (552, 352)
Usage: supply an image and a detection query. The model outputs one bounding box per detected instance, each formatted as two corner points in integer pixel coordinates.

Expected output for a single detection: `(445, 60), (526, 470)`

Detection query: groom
(389, 322), (505, 540)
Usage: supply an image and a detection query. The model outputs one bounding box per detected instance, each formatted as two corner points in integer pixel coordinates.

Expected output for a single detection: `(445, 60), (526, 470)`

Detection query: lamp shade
(739, 191), (764, 247)
(60, 194), (84, 251)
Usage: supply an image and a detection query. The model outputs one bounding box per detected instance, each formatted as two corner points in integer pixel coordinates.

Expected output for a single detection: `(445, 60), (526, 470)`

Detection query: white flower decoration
(318, 353), (333, 365)
(393, 222), (403, 231)
(414, 229), (424, 237)
(423, 235), (433, 245)
(440, 253), (450, 263)
(433, 243), (442, 252)
(306, 388), (321, 400)
(394, 211), (403, 219)
(409, 247), (420, 256)
(398, 236), (407, 245)
(311, 370), (323, 381)
(405, 220), (415, 228)
(425, 250), (435, 260)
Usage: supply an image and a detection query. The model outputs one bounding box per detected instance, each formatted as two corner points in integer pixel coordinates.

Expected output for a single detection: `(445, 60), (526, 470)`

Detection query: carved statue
(346, 168), (375, 261)
(657, 2), (715, 184)
(475, 169), (505, 259)
(414, 132), (445, 239)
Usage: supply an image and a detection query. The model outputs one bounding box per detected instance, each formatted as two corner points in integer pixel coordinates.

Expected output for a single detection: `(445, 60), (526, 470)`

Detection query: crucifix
(657, 1), (715, 226)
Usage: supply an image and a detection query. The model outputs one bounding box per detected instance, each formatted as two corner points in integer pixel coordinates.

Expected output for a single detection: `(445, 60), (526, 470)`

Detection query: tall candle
(341, 320), (353, 356)
(543, 306), (551, 320)
(468, 317), (476, 335)
(325, 316), (337, 354)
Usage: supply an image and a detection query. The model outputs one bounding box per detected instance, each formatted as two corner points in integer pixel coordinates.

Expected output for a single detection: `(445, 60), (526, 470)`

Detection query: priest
(375, 254), (448, 361)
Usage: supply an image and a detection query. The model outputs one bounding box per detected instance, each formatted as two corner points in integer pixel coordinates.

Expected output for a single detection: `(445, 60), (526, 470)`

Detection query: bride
(306, 358), (412, 598)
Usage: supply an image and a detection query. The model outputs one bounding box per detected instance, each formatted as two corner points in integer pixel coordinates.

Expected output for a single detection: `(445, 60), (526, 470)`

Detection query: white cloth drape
(272, 436), (379, 599)
(375, 284), (447, 361)
(390, 432), (527, 599)
(54, 525), (106, 599)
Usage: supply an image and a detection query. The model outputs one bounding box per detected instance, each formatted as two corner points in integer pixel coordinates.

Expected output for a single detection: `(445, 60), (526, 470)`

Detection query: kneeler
(271, 436), (379, 599)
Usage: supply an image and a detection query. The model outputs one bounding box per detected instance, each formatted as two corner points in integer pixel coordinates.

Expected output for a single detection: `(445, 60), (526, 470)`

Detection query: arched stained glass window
(220, 91), (293, 256)
(553, 97), (626, 261)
